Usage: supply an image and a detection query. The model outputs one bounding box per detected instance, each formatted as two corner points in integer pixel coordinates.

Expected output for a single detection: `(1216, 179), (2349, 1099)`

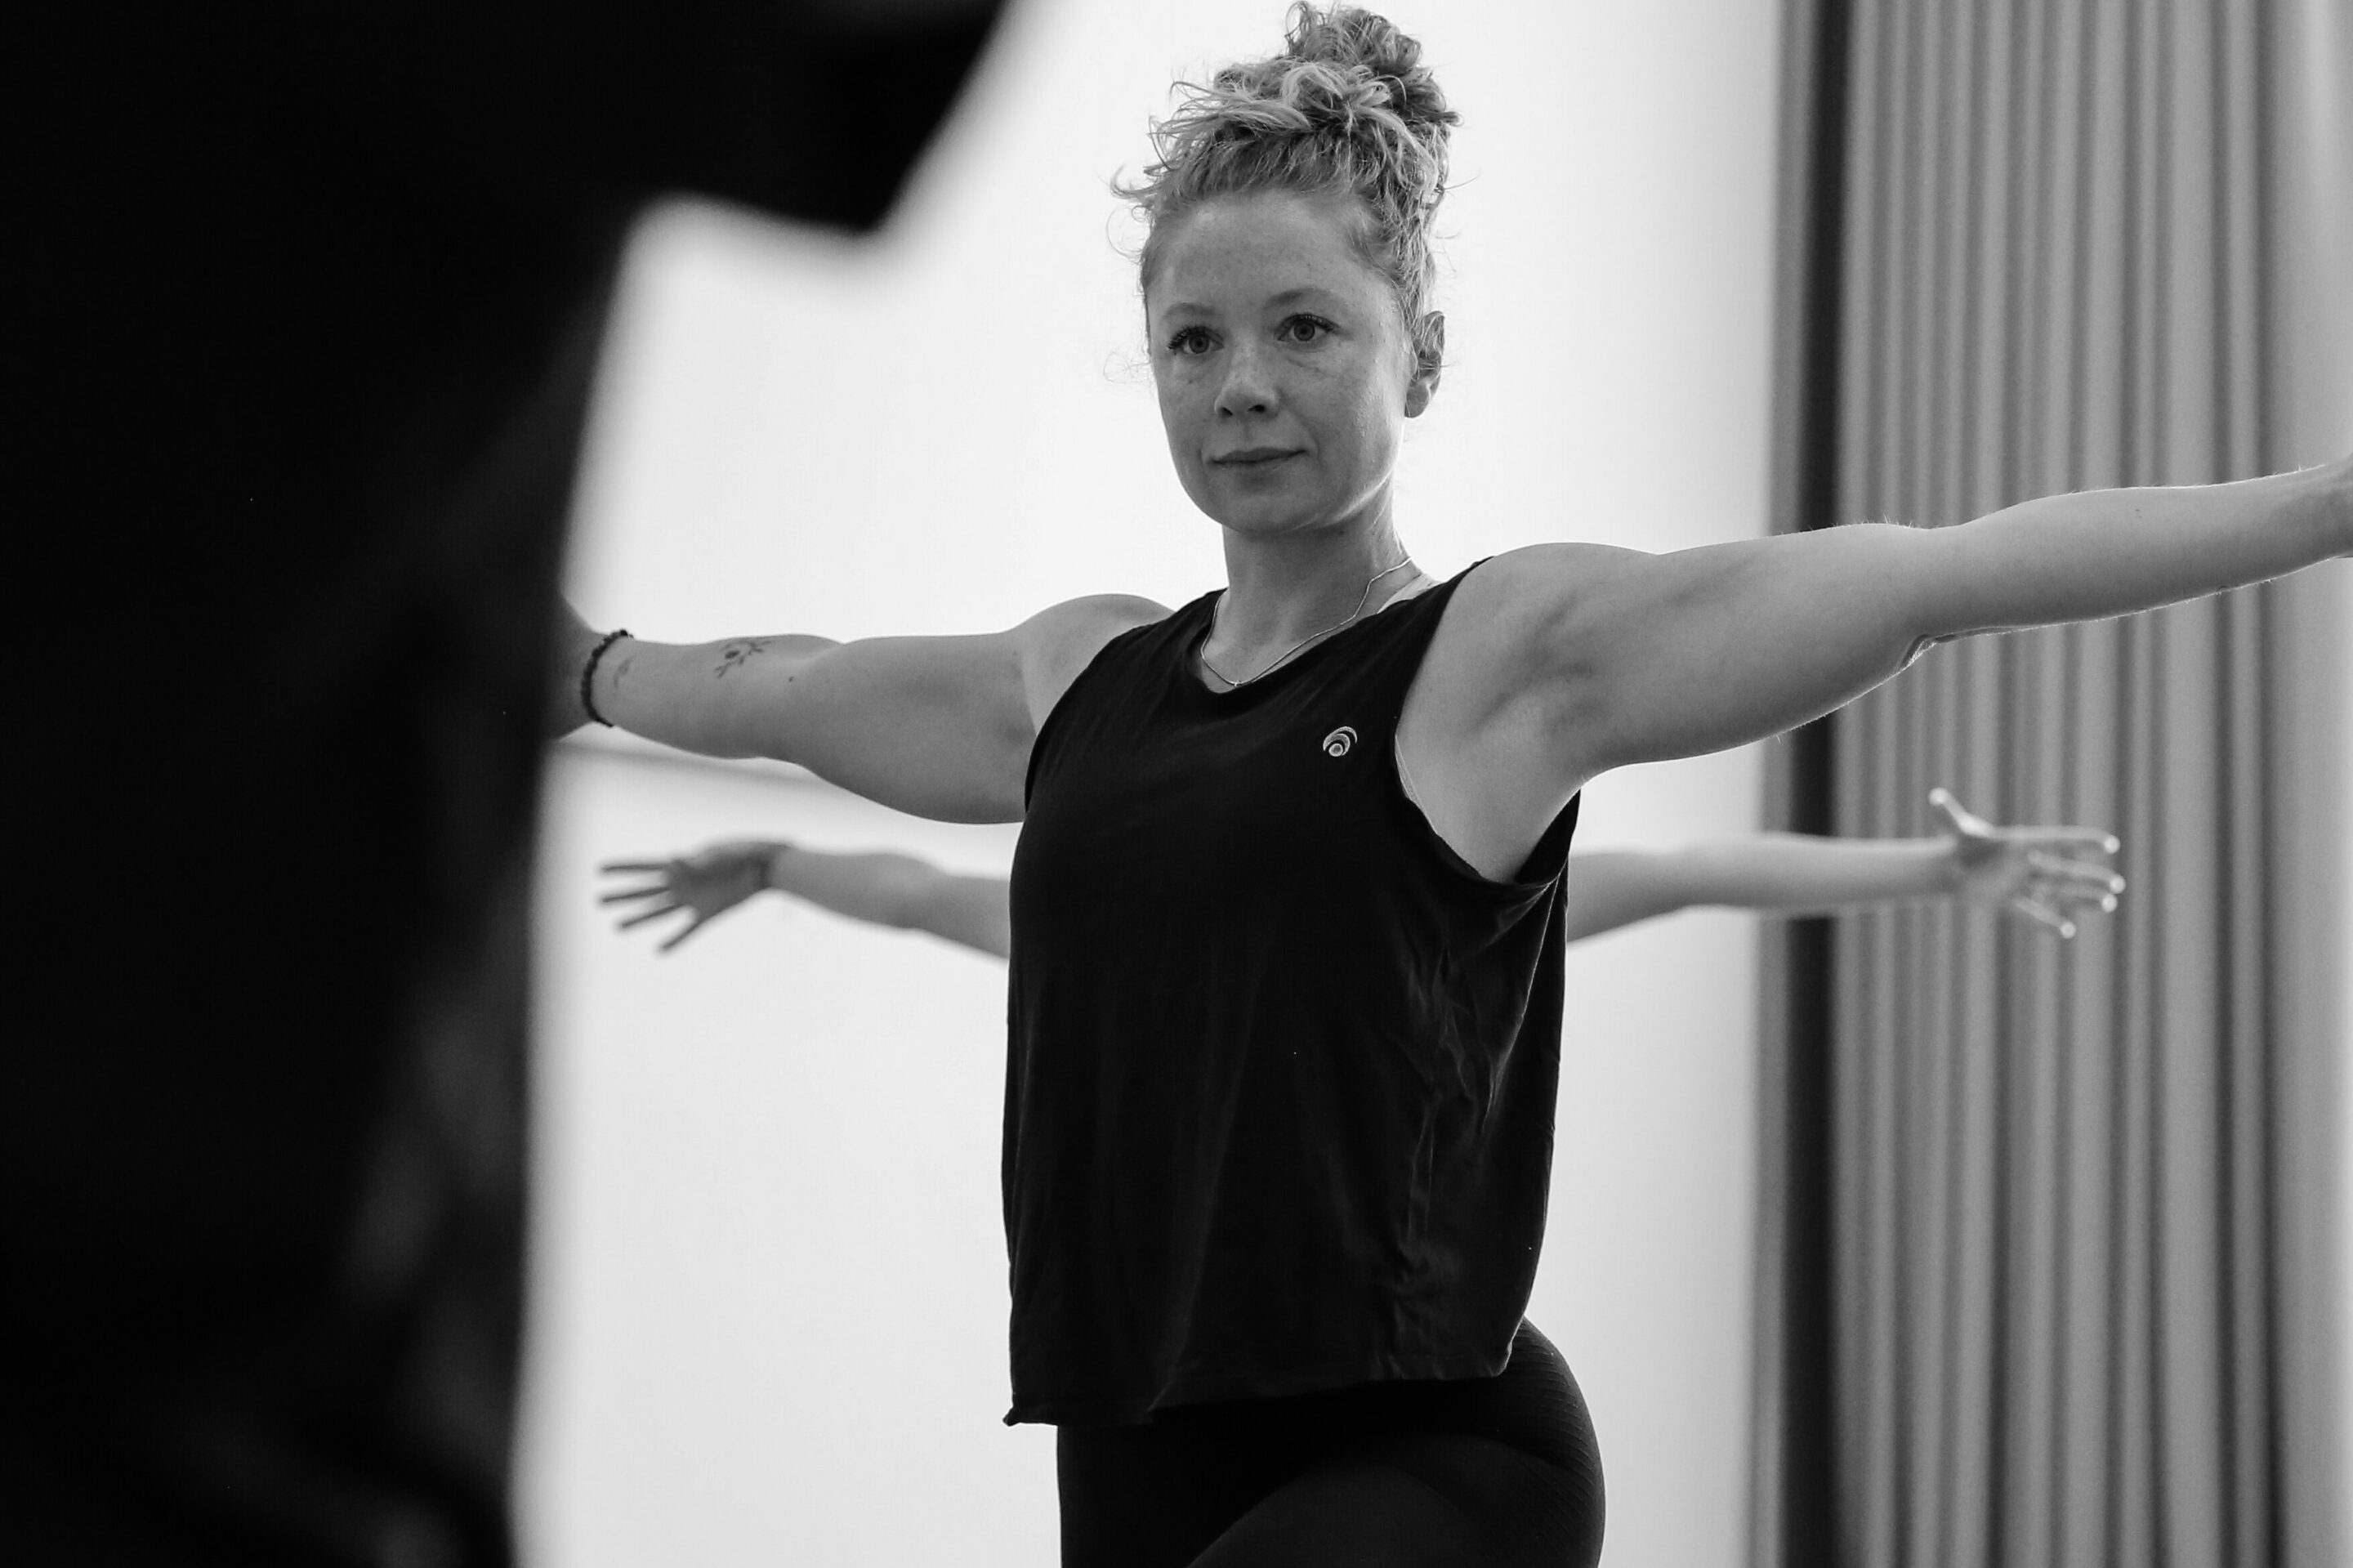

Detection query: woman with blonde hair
(557, 7), (2347, 1561)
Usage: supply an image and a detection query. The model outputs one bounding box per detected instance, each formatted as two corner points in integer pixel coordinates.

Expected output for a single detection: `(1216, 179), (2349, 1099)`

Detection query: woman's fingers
(2011, 855), (2120, 923)
(2024, 850), (2127, 892)
(1927, 786), (1985, 837)
(2007, 895), (2078, 938)
(2002, 825), (2123, 855)
(598, 847), (762, 947)
(2039, 879), (2120, 910)
(1932, 788), (2123, 863)
(2040, 887), (2119, 918)
(658, 914), (711, 954)
(1936, 799), (2120, 937)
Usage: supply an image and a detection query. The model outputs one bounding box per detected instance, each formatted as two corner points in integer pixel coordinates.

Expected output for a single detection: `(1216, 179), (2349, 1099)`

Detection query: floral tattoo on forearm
(714, 637), (779, 679)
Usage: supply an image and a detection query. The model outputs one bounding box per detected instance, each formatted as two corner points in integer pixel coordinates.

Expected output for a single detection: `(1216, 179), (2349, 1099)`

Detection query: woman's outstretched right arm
(602, 841), (1013, 958)
(553, 596), (1166, 823)
(1560, 788), (2123, 943)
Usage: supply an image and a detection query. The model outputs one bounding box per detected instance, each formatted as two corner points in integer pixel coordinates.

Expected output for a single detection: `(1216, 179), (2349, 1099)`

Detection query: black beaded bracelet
(579, 628), (630, 727)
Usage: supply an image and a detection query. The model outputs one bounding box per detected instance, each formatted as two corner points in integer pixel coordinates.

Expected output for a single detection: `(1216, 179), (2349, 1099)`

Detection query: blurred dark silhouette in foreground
(7, 5), (1004, 1562)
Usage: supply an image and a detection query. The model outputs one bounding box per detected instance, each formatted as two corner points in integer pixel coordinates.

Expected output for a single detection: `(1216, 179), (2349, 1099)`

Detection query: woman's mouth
(1212, 447), (1301, 468)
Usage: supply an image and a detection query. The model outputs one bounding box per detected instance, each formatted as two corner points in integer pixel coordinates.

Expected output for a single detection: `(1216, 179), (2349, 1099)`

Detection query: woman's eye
(1279, 316), (1333, 344)
(1167, 327), (1214, 355)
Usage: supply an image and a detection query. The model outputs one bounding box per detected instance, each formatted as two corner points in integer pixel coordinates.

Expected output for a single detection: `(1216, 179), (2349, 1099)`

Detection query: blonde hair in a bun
(1117, 4), (1458, 378)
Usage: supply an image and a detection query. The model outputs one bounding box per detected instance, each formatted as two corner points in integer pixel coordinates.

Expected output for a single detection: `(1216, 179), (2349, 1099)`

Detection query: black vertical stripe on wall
(1757, 0), (1849, 1561)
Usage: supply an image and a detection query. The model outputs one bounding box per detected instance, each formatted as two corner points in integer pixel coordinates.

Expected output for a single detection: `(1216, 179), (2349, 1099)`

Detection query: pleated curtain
(1750, 2), (2300, 1566)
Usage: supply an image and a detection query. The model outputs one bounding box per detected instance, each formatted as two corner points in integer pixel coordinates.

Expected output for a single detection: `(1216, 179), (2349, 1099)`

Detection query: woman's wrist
(1932, 835), (1969, 894)
(579, 629), (632, 727)
(2241, 458), (2349, 560)
(2315, 453), (2353, 554)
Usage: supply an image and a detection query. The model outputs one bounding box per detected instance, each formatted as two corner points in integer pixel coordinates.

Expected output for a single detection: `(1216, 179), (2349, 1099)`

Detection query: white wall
(524, 1), (1780, 1562)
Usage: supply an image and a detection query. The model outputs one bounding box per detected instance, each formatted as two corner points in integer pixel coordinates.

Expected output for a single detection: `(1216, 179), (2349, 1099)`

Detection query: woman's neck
(1219, 518), (1420, 638)
(1205, 518), (1427, 682)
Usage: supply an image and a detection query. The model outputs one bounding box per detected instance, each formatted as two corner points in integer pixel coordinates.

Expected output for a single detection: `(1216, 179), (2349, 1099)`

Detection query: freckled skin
(1147, 190), (1435, 544)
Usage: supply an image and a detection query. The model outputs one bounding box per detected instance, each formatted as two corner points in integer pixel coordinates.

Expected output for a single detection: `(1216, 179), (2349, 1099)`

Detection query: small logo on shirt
(1322, 726), (1358, 757)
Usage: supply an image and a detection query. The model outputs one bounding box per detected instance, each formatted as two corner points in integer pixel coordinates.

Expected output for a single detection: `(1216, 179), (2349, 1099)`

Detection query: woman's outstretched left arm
(1495, 457), (2349, 790)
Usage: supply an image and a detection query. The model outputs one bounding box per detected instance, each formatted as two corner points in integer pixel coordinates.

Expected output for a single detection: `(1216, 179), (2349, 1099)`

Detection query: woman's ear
(1404, 310), (1445, 417)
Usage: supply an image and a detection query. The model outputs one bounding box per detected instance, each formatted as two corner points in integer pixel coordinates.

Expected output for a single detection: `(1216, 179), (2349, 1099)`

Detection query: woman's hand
(1931, 786), (2124, 937)
(599, 840), (781, 953)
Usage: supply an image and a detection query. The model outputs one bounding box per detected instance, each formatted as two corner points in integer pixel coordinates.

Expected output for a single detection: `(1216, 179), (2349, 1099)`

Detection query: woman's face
(1145, 190), (1435, 542)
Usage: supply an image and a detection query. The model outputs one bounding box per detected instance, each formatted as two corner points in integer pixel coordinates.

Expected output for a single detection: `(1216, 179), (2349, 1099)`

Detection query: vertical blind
(1753, 2), (2299, 1565)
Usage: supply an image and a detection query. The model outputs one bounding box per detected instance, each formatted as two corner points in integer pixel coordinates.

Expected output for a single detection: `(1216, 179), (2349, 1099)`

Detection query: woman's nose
(1213, 342), (1278, 418)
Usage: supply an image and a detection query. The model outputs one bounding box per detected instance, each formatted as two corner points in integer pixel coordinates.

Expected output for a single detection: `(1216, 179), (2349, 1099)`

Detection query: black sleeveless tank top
(1004, 563), (1579, 1426)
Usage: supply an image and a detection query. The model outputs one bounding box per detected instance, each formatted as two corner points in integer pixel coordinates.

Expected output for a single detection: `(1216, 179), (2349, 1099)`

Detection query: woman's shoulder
(1016, 593), (1180, 664)
(1011, 593), (1181, 729)
(1036, 592), (1180, 629)
(1407, 542), (1661, 735)
(1418, 542), (1650, 658)
(1463, 541), (1652, 600)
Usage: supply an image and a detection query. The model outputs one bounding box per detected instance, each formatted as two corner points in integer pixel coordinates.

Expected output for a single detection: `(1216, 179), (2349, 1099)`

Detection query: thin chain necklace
(1199, 554), (1417, 688)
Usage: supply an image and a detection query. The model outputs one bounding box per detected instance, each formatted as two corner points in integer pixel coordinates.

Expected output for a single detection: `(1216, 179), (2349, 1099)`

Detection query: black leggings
(1056, 1322), (1603, 1568)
